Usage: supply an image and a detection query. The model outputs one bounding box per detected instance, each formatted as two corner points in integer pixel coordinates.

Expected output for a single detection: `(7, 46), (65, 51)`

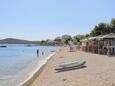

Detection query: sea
(0, 44), (60, 86)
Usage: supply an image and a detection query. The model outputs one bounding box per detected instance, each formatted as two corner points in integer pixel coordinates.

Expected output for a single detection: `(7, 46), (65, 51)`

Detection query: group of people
(69, 45), (80, 52)
(37, 49), (44, 57)
(68, 41), (80, 52)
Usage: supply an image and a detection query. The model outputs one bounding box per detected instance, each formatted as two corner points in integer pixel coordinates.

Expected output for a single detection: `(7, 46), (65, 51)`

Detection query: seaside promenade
(27, 46), (115, 86)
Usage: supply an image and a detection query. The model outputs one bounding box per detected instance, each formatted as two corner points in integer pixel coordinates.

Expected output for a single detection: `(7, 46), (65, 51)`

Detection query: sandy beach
(27, 46), (115, 86)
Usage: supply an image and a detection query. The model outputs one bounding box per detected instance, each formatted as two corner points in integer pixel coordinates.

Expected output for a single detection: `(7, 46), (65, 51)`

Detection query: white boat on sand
(55, 59), (86, 71)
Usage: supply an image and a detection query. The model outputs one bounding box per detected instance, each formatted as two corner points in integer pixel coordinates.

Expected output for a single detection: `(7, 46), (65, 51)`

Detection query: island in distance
(0, 38), (64, 46)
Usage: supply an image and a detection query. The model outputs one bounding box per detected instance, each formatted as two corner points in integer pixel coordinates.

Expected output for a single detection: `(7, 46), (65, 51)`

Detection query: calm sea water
(0, 44), (59, 86)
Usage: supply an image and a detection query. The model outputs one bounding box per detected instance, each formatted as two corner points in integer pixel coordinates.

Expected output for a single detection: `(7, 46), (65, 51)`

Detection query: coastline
(21, 47), (62, 86)
(29, 46), (115, 86)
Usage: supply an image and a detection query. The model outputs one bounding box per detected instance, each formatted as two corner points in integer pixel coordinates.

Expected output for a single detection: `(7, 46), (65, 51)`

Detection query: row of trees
(37, 18), (115, 45)
(90, 18), (115, 36)
(54, 34), (85, 45)
(54, 18), (115, 45)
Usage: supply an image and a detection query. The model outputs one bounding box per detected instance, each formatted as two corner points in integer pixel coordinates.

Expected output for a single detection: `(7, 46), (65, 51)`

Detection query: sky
(0, 0), (115, 40)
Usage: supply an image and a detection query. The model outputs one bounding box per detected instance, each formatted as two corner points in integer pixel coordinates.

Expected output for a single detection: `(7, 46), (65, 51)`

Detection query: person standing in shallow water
(42, 51), (44, 56)
(37, 49), (39, 57)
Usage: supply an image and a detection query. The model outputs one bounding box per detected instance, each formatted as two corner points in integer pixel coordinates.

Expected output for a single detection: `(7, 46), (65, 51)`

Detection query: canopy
(99, 33), (115, 39)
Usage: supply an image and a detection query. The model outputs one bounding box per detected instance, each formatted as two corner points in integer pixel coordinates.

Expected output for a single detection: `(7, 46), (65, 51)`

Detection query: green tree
(90, 25), (100, 36)
(73, 35), (85, 44)
(110, 18), (115, 33)
(106, 23), (112, 33)
(90, 23), (108, 36)
(62, 35), (72, 44)
(85, 34), (90, 38)
(40, 40), (47, 45)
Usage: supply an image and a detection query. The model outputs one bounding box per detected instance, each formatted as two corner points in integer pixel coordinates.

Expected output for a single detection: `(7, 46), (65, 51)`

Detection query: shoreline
(21, 47), (62, 86)
(29, 46), (115, 86)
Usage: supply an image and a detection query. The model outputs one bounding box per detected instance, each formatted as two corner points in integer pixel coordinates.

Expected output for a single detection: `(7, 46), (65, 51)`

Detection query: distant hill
(0, 38), (40, 44)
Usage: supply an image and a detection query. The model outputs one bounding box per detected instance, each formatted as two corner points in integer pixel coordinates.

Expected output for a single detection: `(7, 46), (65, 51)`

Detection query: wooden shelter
(81, 33), (115, 55)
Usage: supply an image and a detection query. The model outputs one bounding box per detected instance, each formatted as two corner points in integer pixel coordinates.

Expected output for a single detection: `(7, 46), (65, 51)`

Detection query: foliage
(40, 40), (48, 45)
(62, 35), (72, 44)
(85, 34), (90, 38)
(35, 18), (115, 46)
(90, 18), (115, 36)
(73, 35), (86, 44)
(110, 18), (115, 33)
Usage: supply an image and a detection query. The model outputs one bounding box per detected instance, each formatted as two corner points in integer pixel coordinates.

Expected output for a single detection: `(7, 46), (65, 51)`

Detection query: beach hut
(80, 39), (88, 51)
(81, 36), (104, 53)
(80, 33), (115, 55)
(98, 33), (115, 55)
(91, 35), (105, 54)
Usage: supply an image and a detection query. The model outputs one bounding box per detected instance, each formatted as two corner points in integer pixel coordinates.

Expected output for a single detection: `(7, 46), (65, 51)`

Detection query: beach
(27, 46), (115, 86)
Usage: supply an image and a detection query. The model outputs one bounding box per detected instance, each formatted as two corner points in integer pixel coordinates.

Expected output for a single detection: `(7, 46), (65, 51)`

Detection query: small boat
(26, 44), (33, 47)
(55, 59), (86, 71)
(0, 46), (7, 48)
(51, 50), (55, 52)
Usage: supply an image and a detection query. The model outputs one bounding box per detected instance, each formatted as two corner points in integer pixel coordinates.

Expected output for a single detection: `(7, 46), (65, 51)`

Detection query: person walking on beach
(37, 49), (39, 57)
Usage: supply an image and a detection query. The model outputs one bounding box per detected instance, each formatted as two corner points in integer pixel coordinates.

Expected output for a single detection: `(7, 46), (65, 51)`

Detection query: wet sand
(27, 46), (115, 86)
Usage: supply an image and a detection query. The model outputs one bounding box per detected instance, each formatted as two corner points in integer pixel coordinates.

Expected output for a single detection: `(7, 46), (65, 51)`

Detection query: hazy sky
(0, 0), (115, 40)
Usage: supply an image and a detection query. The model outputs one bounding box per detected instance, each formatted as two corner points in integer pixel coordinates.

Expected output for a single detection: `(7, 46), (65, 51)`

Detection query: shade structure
(80, 33), (115, 55)
(99, 33), (115, 39)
